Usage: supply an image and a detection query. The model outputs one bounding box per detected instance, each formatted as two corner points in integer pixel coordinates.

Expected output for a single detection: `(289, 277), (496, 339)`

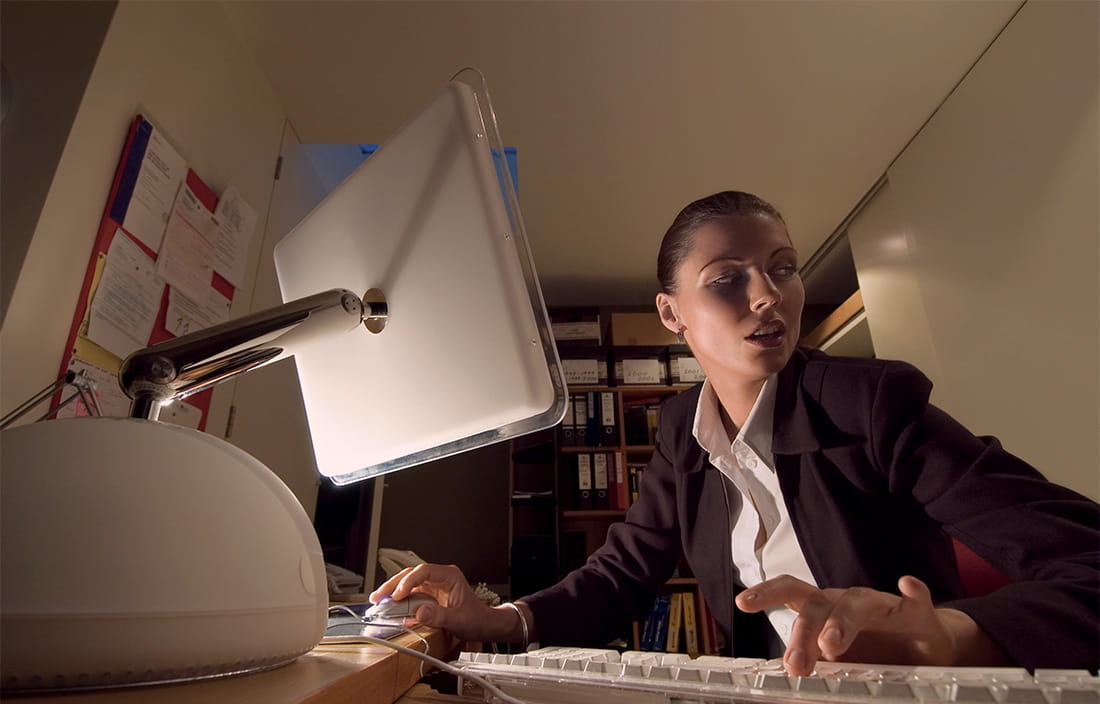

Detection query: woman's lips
(746, 320), (786, 348)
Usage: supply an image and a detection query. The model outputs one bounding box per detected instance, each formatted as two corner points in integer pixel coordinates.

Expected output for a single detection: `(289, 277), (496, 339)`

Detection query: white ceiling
(224, 0), (1022, 308)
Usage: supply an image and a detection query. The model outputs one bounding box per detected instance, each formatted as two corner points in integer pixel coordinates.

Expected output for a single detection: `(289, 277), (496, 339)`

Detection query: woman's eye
(772, 265), (799, 279)
(709, 273), (744, 288)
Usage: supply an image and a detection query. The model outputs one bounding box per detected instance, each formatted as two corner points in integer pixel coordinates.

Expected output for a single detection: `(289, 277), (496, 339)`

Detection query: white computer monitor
(275, 72), (566, 483)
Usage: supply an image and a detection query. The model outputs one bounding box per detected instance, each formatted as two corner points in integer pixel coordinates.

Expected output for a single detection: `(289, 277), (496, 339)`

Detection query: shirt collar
(692, 374), (777, 464)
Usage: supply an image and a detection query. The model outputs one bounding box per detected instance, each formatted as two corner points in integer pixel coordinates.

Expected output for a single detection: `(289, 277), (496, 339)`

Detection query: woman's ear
(655, 293), (680, 334)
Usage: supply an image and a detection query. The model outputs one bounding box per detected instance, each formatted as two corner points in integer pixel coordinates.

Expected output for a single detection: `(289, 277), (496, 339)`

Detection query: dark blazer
(524, 348), (1099, 669)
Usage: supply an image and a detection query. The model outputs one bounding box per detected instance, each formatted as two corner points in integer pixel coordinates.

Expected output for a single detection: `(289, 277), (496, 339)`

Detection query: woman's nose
(749, 273), (781, 312)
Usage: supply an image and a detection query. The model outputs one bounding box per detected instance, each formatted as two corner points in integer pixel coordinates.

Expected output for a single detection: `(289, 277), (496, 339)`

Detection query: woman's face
(659, 214), (805, 385)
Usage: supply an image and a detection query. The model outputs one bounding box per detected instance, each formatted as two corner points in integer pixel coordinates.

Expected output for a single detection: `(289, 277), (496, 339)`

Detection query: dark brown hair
(657, 191), (786, 294)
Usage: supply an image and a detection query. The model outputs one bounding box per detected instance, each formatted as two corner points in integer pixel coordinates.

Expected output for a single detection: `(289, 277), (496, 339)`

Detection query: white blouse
(692, 375), (818, 645)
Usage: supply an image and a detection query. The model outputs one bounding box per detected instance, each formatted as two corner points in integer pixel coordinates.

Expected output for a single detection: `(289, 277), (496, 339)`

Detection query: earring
(676, 327), (686, 344)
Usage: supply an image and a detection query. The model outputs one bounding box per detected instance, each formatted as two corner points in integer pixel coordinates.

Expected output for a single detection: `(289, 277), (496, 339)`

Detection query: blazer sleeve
(521, 402), (688, 648)
(869, 360), (1100, 669)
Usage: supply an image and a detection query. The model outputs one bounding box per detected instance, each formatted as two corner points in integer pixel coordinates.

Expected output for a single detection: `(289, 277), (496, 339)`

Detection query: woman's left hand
(735, 575), (1009, 676)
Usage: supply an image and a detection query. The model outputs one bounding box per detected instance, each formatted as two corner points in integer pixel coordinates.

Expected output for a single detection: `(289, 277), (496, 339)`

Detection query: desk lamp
(1, 70), (566, 693)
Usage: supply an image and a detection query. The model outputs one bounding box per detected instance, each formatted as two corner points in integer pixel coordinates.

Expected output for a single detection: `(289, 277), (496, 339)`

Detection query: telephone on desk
(378, 548), (428, 578)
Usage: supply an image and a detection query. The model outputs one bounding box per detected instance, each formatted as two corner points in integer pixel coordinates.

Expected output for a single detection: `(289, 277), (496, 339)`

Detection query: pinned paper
(156, 183), (217, 304)
(158, 399), (203, 429)
(54, 357), (132, 419)
(166, 284), (232, 337)
(120, 126), (188, 252)
(212, 185), (258, 288)
(87, 230), (163, 359)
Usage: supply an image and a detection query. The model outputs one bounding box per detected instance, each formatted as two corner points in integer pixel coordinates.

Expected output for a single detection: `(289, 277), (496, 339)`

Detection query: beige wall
(850, 1), (1098, 499)
(0, 0), (286, 439)
(0, 1), (117, 324)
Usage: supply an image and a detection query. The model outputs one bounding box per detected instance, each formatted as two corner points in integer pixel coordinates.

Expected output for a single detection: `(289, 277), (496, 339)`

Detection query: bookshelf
(557, 384), (687, 560)
(509, 380), (722, 654)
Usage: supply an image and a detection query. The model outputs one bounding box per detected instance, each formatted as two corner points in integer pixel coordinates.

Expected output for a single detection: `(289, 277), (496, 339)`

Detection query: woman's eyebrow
(700, 256), (745, 270)
(702, 247), (798, 269)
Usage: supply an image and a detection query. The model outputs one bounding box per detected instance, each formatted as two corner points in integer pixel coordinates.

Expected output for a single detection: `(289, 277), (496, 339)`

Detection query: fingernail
(824, 627), (843, 643)
(786, 649), (808, 674)
(741, 591), (757, 602)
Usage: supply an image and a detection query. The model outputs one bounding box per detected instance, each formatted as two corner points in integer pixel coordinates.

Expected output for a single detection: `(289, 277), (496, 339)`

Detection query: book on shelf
(598, 390), (618, 446)
(645, 406), (660, 444)
(612, 450), (629, 510)
(623, 396), (663, 445)
(592, 452), (610, 510)
(606, 451), (619, 509)
(573, 393), (589, 445)
(575, 453), (593, 509)
(696, 595), (723, 655)
(585, 392), (598, 444)
(560, 394), (575, 445)
(641, 593), (670, 651)
(665, 591), (683, 653)
(682, 590), (699, 656)
(627, 461), (646, 505)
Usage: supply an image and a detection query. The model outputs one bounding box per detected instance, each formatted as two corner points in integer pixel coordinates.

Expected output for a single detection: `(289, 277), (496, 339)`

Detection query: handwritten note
(166, 284), (231, 337)
(212, 185), (258, 288)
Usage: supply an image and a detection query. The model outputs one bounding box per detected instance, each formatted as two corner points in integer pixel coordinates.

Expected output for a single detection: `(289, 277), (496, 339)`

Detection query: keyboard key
(794, 676), (831, 694)
(835, 679), (871, 696)
(648, 666), (672, 680)
(1060, 689), (1100, 704)
(1034, 670), (1095, 684)
(1003, 684), (1048, 703)
(673, 667), (702, 682)
(954, 683), (996, 702)
(877, 681), (917, 699)
(705, 670), (736, 686)
(757, 673), (792, 690)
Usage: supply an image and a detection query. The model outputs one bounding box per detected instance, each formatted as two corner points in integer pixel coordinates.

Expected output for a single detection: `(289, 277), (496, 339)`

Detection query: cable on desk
(354, 634), (530, 704)
(325, 607), (528, 703)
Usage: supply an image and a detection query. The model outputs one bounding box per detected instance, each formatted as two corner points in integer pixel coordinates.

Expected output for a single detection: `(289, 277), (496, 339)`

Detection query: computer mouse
(362, 593), (439, 626)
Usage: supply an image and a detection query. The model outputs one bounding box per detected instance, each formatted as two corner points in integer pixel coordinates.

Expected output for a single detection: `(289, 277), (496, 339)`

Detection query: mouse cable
(354, 632), (530, 704)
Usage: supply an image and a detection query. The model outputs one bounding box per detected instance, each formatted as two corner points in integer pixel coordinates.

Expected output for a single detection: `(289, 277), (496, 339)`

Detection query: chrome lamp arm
(120, 288), (384, 420)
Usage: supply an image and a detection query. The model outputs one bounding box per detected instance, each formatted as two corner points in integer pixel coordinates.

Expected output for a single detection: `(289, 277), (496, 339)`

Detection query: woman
(372, 191), (1099, 675)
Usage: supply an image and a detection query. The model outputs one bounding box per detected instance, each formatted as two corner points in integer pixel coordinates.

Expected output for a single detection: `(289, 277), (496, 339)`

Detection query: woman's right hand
(369, 563), (525, 643)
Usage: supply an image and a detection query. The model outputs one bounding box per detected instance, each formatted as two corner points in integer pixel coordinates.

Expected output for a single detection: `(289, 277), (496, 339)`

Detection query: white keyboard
(454, 647), (1099, 703)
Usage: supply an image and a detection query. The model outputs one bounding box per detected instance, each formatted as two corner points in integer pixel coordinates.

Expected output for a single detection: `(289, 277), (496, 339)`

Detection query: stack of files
(562, 392), (619, 447)
(568, 451), (634, 510)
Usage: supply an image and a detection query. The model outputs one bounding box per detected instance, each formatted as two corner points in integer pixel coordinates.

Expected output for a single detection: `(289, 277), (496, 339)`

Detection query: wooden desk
(28, 628), (461, 704)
